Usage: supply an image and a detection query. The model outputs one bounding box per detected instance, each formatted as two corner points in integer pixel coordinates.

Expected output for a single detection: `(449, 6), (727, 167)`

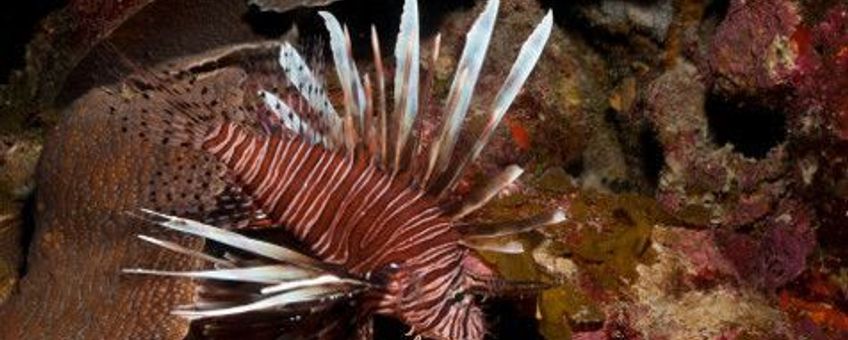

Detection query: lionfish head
(378, 250), (489, 340)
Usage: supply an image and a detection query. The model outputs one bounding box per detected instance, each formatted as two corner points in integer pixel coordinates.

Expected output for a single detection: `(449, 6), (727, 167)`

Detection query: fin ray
(319, 11), (367, 149)
(451, 165), (523, 219)
(370, 25), (388, 166)
(136, 234), (234, 268)
(261, 274), (366, 294)
(426, 0), (500, 184)
(391, 0), (420, 171)
(441, 10), (554, 194)
(173, 285), (351, 319)
(122, 265), (318, 284)
(458, 208), (566, 239)
(137, 209), (325, 270)
(459, 237), (524, 254)
(277, 43), (343, 144)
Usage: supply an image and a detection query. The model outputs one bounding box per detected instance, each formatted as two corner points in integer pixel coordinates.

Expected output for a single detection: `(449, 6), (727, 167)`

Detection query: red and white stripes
(201, 122), (475, 338)
(202, 121), (461, 263)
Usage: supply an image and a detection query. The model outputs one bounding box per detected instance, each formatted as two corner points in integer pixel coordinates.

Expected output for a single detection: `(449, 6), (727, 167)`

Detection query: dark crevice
(275, 0), (475, 62)
(702, 0), (730, 24)
(705, 93), (787, 159)
(486, 298), (544, 339)
(537, 0), (638, 50)
(0, 0), (68, 83)
(565, 157), (586, 178)
(639, 127), (665, 189)
(18, 189), (38, 277)
(536, 0), (668, 64)
(243, 6), (299, 38)
(373, 315), (411, 339)
(699, 0), (730, 48)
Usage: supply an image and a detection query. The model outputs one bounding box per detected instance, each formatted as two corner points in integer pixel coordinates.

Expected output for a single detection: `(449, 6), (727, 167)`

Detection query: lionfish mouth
(120, 0), (559, 338)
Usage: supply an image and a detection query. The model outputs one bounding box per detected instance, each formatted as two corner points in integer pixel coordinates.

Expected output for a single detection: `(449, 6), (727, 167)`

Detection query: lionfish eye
(452, 290), (483, 304)
(452, 291), (465, 302)
(369, 262), (402, 285)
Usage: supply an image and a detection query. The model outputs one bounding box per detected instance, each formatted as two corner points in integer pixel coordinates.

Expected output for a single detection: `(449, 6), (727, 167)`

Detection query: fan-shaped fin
(128, 211), (372, 336)
(205, 183), (275, 230)
(260, 90), (326, 146)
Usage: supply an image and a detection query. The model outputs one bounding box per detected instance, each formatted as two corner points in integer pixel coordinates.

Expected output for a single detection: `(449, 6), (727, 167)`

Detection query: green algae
(539, 284), (605, 340)
(536, 167), (573, 194)
(472, 177), (677, 339)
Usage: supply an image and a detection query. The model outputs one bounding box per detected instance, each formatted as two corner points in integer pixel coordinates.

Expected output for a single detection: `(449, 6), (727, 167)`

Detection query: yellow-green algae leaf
(471, 175), (676, 339)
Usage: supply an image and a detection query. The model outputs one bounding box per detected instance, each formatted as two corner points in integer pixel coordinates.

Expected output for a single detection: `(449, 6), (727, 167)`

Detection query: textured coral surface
(1, 0), (847, 339)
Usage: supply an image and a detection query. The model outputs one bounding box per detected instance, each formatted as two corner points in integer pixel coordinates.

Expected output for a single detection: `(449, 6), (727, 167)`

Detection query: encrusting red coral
(708, 0), (801, 96)
(789, 4), (848, 141)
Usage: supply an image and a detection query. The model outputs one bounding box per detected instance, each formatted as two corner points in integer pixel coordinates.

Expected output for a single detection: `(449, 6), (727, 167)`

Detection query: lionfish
(123, 0), (560, 338)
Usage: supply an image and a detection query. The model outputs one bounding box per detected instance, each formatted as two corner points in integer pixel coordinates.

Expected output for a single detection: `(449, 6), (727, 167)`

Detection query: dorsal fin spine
(370, 25), (389, 168)
(277, 43), (342, 145)
(439, 10), (554, 196)
(426, 0), (500, 186)
(319, 12), (367, 150)
(391, 0), (420, 173)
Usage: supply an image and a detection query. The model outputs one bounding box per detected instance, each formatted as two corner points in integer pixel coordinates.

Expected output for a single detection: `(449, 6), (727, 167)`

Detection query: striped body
(203, 121), (482, 338)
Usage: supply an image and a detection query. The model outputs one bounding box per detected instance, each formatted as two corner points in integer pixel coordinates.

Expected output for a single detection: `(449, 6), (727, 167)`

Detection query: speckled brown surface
(0, 67), (256, 338)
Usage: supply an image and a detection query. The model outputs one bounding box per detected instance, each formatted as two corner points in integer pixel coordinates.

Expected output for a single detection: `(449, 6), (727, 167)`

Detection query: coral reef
(570, 0), (675, 43)
(0, 0), (846, 338)
(707, 0), (801, 97)
(646, 62), (789, 228)
(629, 227), (791, 339)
